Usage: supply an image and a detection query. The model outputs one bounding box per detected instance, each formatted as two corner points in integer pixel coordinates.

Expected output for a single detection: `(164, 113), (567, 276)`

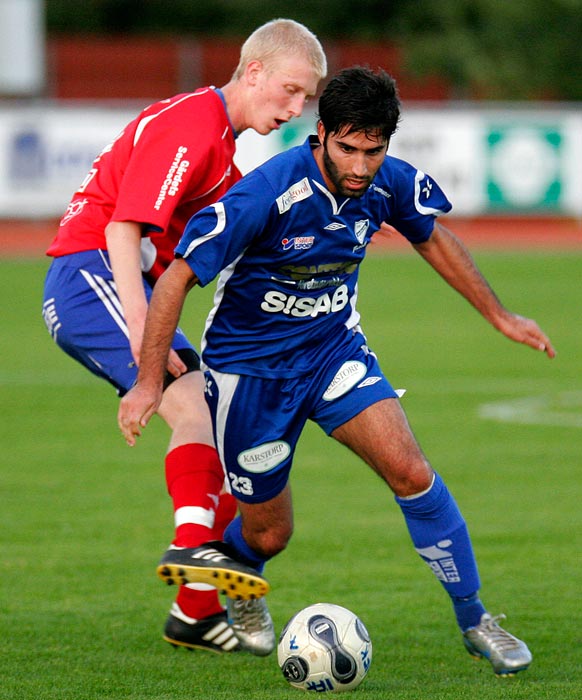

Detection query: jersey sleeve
(385, 159), (452, 244)
(175, 170), (276, 287)
(111, 96), (225, 232)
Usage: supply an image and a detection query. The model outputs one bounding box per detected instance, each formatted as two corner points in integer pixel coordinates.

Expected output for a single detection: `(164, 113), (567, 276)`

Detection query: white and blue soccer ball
(277, 603), (372, 692)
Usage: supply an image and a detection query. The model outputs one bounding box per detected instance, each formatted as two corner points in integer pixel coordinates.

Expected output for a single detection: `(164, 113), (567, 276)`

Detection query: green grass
(1, 250), (581, 699)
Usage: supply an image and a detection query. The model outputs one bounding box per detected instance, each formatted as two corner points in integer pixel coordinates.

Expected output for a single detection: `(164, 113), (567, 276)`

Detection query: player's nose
(288, 93), (307, 118)
(351, 153), (369, 177)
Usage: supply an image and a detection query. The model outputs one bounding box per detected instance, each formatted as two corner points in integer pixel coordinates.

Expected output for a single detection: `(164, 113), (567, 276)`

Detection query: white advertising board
(0, 103), (580, 218)
(0, 105), (134, 217)
(237, 105), (582, 217)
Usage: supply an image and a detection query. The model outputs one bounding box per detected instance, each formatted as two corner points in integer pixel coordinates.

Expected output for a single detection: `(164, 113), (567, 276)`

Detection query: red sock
(213, 491), (237, 540)
(165, 443), (228, 620)
(166, 443), (224, 548)
(174, 584), (224, 621)
(174, 491), (238, 621)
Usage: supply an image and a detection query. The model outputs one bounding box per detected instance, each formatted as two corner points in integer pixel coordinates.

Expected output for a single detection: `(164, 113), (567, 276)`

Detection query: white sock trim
(174, 505), (215, 529)
(170, 602), (198, 624)
(399, 473), (436, 500)
(185, 582), (216, 592)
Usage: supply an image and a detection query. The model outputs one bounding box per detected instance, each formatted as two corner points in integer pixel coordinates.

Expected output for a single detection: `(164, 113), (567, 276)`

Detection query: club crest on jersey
(276, 177), (313, 214)
(354, 219), (370, 244)
(281, 236), (315, 251)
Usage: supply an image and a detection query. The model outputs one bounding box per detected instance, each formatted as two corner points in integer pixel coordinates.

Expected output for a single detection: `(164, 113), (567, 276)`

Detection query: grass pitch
(1, 249), (580, 699)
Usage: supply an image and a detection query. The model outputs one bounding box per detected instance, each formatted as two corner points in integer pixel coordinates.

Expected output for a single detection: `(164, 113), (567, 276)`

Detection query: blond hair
(232, 19), (327, 81)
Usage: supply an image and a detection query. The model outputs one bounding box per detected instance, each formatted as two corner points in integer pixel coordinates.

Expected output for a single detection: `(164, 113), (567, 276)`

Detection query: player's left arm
(412, 220), (556, 358)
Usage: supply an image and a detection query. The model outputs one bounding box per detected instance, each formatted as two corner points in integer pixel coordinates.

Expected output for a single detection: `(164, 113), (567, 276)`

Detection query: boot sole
(157, 563), (270, 599)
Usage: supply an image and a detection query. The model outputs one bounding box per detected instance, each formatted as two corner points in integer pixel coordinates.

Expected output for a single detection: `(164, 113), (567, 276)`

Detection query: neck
(220, 80), (247, 134)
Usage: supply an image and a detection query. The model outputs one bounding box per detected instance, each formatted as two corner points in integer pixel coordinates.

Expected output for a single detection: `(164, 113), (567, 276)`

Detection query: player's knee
(158, 376), (213, 442)
(252, 523), (293, 559)
(386, 460), (434, 498)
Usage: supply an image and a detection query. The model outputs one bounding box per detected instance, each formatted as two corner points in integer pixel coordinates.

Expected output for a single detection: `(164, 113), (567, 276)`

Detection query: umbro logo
(357, 376), (382, 389)
(324, 222), (346, 230)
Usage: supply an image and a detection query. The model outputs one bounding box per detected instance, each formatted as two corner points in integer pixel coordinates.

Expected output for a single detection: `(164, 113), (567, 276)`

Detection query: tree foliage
(396, 0), (582, 99)
(45, 0), (582, 100)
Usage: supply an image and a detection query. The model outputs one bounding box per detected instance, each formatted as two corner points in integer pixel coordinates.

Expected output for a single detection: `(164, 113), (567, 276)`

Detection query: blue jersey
(175, 136), (452, 379)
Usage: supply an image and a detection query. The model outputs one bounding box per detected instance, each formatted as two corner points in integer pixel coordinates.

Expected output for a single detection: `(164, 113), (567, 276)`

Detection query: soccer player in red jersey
(42, 19), (327, 653)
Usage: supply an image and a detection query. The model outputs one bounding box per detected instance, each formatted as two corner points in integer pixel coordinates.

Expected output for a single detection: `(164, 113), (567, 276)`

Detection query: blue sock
(223, 516), (267, 574)
(450, 593), (486, 631)
(395, 472), (485, 630)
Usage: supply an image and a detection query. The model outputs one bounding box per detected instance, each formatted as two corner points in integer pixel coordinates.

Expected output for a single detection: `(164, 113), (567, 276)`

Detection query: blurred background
(2, 7), (581, 699)
(0, 0), (581, 227)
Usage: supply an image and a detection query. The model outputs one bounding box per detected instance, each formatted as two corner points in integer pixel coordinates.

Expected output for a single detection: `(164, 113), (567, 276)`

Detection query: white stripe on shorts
(80, 269), (129, 337)
(208, 370), (240, 492)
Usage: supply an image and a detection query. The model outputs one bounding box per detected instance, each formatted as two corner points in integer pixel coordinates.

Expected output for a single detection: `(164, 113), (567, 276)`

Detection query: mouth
(274, 118), (287, 129)
(344, 178), (369, 190)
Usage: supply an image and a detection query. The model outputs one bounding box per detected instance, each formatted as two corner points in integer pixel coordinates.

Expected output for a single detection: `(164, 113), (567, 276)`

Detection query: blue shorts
(42, 250), (198, 396)
(204, 331), (400, 503)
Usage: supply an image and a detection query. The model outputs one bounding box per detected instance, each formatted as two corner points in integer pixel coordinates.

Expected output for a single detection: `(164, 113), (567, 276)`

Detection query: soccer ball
(277, 603), (372, 692)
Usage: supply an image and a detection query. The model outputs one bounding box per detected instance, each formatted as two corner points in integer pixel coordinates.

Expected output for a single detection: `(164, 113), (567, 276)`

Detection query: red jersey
(46, 88), (241, 281)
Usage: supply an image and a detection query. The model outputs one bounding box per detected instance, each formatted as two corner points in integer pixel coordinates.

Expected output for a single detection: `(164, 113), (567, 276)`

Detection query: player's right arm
(105, 220), (149, 362)
(118, 258), (198, 445)
(106, 220), (188, 377)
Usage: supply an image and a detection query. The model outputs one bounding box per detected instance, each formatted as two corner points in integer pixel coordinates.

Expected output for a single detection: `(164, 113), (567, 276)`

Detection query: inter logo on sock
(415, 539), (461, 583)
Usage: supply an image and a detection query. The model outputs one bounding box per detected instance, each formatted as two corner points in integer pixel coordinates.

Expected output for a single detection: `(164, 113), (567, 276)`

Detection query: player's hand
(374, 221), (400, 238)
(496, 312), (556, 358)
(166, 348), (188, 378)
(118, 383), (162, 446)
(130, 339), (185, 379)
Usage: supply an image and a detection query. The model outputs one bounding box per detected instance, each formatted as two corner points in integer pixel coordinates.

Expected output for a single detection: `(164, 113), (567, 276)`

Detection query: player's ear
(245, 59), (264, 86)
(316, 120), (326, 146)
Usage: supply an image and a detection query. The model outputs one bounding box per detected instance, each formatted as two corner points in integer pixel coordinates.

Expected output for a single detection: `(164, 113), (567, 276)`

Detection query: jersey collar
(214, 87), (239, 139)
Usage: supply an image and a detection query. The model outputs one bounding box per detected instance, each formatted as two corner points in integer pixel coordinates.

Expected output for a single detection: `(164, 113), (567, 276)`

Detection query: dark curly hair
(317, 66), (401, 142)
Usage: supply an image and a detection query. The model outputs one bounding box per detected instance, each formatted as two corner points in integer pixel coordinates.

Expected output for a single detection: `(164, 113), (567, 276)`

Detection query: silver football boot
(463, 613), (532, 676)
(226, 597), (276, 656)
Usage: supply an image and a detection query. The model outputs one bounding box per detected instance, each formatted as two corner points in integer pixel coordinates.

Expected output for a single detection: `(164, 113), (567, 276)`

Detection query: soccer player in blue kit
(119, 67), (555, 673)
